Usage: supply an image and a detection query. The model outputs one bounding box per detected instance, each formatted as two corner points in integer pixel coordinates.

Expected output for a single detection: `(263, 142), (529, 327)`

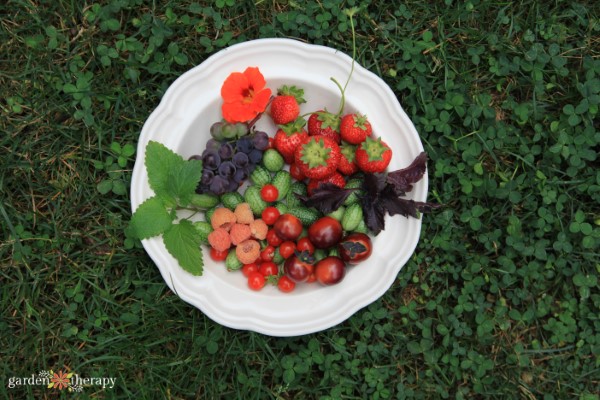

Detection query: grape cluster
(194, 128), (270, 196)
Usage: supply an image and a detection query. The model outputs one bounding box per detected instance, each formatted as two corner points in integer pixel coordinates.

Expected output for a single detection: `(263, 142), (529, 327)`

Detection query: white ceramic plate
(131, 38), (427, 337)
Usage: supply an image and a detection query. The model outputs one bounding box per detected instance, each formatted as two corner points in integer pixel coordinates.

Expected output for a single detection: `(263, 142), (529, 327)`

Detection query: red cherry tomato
(277, 275), (296, 293)
(247, 271), (266, 291)
(242, 263), (259, 277)
(279, 241), (296, 259)
(260, 184), (279, 202)
(338, 233), (373, 264)
(266, 229), (283, 247)
(296, 237), (315, 254)
(274, 214), (303, 241)
(284, 253), (315, 283)
(315, 256), (346, 286)
(210, 247), (228, 262)
(260, 245), (275, 262)
(259, 261), (279, 276)
(261, 206), (281, 225)
(307, 216), (343, 249)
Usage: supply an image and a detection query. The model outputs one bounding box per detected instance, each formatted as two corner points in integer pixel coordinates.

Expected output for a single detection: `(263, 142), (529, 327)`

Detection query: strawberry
(270, 85), (306, 125)
(307, 110), (341, 143)
(355, 136), (392, 173)
(307, 172), (346, 195)
(274, 118), (308, 164)
(337, 142), (359, 176)
(340, 113), (372, 144)
(289, 162), (306, 181)
(294, 136), (341, 180)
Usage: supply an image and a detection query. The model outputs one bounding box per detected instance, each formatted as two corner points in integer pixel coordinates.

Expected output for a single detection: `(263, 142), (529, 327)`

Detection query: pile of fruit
(186, 69), (419, 293)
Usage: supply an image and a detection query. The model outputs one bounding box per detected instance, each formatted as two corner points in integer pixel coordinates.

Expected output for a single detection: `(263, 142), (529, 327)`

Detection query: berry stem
(334, 8), (358, 118)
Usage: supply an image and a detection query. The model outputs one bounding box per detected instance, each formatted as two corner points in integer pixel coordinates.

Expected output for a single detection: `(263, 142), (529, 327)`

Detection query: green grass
(1, 0), (599, 398)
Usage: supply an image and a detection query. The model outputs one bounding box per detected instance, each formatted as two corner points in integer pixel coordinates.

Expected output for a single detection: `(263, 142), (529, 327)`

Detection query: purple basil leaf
(382, 191), (443, 218)
(386, 152), (428, 194)
(297, 183), (356, 214)
(361, 194), (387, 235)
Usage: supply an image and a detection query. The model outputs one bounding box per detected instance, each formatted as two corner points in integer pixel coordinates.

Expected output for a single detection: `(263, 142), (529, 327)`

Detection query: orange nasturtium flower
(220, 67), (272, 123)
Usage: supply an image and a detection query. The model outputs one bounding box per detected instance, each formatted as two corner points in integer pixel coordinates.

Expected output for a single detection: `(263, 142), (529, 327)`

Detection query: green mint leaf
(129, 196), (175, 239)
(145, 141), (202, 207)
(162, 219), (204, 276)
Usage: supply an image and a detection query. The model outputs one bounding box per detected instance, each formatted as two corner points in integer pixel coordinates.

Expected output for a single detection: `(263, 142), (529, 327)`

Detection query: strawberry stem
(334, 8), (358, 117)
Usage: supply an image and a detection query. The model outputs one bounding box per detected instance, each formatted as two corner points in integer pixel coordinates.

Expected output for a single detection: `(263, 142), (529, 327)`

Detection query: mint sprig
(129, 140), (205, 276)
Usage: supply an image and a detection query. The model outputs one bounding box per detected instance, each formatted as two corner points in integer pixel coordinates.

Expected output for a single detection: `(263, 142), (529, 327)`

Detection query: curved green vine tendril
(332, 7), (359, 117)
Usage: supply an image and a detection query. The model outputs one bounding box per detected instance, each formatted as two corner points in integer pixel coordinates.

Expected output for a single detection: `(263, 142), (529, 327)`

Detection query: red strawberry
(294, 135), (341, 180)
(270, 85), (305, 125)
(307, 172), (346, 195)
(355, 136), (392, 173)
(307, 110), (341, 143)
(337, 142), (359, 176)
(289, 162), (306, 181)
(274, 118), (308, 164)
(340, 113), (372, 144)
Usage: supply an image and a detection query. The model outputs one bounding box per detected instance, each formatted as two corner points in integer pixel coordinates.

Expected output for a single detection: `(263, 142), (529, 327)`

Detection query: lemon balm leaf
(168, 159), (203, 207)
(145, 141), (182, 206)
(145, 141), (202, 207)
(129, 196), (175, 239)
(162, 220), (204, 276)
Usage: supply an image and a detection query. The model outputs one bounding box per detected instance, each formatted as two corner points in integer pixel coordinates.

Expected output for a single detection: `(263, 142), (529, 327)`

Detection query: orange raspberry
(234, 203), (254, 225)
(207, 228), (231, 252)
(229, 223), (252, 245)
(249, 219), (268, 240)
(211, 207), (237, 231)
(236, 239), (260, 264)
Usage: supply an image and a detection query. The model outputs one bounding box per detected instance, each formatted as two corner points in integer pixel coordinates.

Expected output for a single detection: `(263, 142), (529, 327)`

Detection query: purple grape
(232, 152), (249, 168)
(201, 169), (214, 185)
(227, 180), (239, 192)
(236, 137), (254, 154)
(202, 149), (221, 170)
(218, 161), (236, 178)
(188, 154), (202, 161)
(218, 143), (234, 160)
(205, 138), (221, 151)
(252, 131), (269, 150)
(248, 149), (263, 164)
(210, 175), (229, 195)
(233, 168), (248, 183)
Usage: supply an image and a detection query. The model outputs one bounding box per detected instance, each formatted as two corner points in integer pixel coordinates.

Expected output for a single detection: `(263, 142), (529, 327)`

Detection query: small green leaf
(97, 179), (113, 194)
(162, 219), (204, 276)
(129, 196), (174, 239)
(122, 144), (136, 157)
(111, 179), (127, 195)
(110, 142), (122, 153)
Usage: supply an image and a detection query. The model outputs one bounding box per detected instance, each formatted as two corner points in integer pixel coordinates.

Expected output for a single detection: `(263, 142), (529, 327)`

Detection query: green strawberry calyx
(301, 137), (331, 168)
(281, 118), (306, 135)
(340, 142), (356, 162)
(317, 110), (341, 130)
(360, 136), (389, 162)
(277, 85), (306, 104)
(352, 113), (370, 130)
